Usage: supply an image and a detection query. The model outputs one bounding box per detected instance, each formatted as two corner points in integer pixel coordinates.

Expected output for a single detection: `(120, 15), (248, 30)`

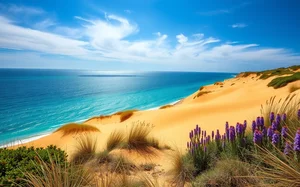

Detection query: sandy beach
(19, 73), (300, 156)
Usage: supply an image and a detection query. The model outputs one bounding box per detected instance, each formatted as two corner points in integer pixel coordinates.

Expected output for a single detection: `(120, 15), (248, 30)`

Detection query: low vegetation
(71, 135), (98, 164)
(106, 130), (126, 151)
(267, 72), (300, 89)
(194, 91), (211, 99)
(159, 104), (172, 109)
(0, 145), (67, 186)
(114, 110), (138, 122)
(55, 123), (100, 136)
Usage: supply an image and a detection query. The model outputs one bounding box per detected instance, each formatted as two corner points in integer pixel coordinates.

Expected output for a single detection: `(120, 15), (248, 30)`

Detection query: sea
(0, 69), (236, 146)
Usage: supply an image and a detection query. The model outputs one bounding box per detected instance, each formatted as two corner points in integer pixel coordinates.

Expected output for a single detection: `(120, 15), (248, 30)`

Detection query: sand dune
(21, 74), (300, 156)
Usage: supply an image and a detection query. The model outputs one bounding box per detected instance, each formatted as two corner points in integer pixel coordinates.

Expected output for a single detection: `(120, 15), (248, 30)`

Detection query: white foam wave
(0, 133), (51, 148)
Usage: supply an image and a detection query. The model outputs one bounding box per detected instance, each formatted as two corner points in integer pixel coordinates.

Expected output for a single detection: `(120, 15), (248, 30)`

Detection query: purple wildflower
(225, 121), (229, 129)
(281, 126), (288, 139)
(243, 120), (247, 131)
(282, 113), (287, 122)
(284, 141), (292, 155)
(267, 126), (273, 140)
(298, 109), (300, 120)
(252, 120), (256, 133)
(215, 130), (221, 141)
(256, 117), (261, 128)
(236, 123), (243, 136)
(212, 131), (215, 140)
(260, 117), (265, 128)
(204, 130), (206, 137)
(187, 142), (189, 149)
(272, 121), (278, 131)
(270, 112), (275, 122)
(294, 130), (300, 151)
(276, 114), (281, 124)
(253, 130), (262, 144)
(229, 126), (236, 141)
(272, 131), (280, 145)
(262, 127), (267, 137)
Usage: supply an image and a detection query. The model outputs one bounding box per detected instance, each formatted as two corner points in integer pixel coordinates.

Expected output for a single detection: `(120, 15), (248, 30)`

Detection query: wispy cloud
(124, 9), (132, 14)
(197, 2), (250, 16)
(231, 23), (248, 28)
(0, 3), (44, 15)
(0, 5), (299, 71)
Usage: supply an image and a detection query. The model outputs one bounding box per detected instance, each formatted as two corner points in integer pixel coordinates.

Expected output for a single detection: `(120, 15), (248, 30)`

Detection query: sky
(0, 0), (299, 72)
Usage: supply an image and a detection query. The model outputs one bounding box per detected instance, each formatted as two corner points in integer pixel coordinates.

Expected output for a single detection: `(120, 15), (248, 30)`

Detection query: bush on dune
(193, 159), (258, 187)
(159, 105), (173, 109)
(55, 123), (100, 136)
(113, 110), (138, 122)
(106, 130), (126, 152)
(0, 145), (67, 186)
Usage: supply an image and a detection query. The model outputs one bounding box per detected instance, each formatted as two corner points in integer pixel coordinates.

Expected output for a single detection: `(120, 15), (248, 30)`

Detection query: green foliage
(192, 159), (258, 187)
(259, 67), (294, 80)
(268, 72), (300, 89)
(0, 145), (67, 186)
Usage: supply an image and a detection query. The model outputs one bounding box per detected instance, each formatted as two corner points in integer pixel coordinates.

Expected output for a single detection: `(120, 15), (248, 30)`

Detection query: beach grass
(106, 130), (126, 152)
(267, 72), (300, 89)
(194, 91), (210, 98)
(71, 135), (97, 164)
(23, 154), (95, 187)
(169, 151), (195, 186)
(55, 123), (100, 136)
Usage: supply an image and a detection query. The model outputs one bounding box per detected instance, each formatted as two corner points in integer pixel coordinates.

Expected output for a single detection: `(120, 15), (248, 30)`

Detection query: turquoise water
(0, 69), (235, 145)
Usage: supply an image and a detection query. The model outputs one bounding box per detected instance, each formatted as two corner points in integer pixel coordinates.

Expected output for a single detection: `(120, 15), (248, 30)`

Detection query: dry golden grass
(23, 154), (96, 187)
(254, 147), (300, 187)
(289, 85), (300, 93)
(71, 135), (97, 164)
(113, 110), (138, 122)
(194, 91), (211, 99)
(55, 123), (100, 136)
(106, 130), (125, 152)
(159, 104), (173, 109)
(125, 124), (156, 154)
(84, 115), (111, 123)
(169, 151), (195, 187)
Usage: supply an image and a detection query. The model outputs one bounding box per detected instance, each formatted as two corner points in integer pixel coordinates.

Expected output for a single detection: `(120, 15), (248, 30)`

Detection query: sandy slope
(20, 74), (300, 156)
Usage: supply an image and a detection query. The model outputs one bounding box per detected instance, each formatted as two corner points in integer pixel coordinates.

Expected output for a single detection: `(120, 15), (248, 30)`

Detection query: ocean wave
(0, 133), (51, 148)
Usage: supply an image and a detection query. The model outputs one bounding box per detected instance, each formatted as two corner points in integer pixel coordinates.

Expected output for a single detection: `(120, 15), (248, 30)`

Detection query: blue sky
(0, 0), (299, 72)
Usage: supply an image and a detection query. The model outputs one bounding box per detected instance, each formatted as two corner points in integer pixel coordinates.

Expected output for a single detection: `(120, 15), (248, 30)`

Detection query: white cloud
(231, 23), (248, 28)
(0, 12), (299, 71)
(124, 9), (131, 14)
(34, 19), (56, 30)
(0, 3), (44, 15)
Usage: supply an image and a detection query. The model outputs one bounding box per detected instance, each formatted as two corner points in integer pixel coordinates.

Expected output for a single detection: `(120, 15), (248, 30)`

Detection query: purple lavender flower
(212, 131), (215, 140)
(215, 130), (221, 141)
(225, 121), (229, 130)
(243, 120), (247, 131)
(252, 120), (256, 133)
(281, 126), (288, 139)
(204, 130), (206, 137)
(196, 124), (199, 132)
(190, 141), (192, 148)
(198, 127), (201, 136)
(253, 130), (262, 144)
(260, 117), (265, 128)
(272, 121), (278, 131)
(298, 109), (300, 120)
(256, 117), (261, 128)
(276, 114), (281, 124)
(270, 112), (275, 122)
(201, 137), (203, 145)
(272, 131), (280, 145)
(236, 123), (243, 136)
(267, 126), (273, 140)
(294, 130), (300, 151)
(284, 141), (292, 155)
(282, 113), (287, 122)
(187, 142), (189, 149)
(229, 126), (236, 141)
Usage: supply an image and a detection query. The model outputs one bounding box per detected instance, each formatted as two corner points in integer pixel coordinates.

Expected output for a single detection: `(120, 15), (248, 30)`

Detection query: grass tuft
(71, 135), (97, 164)
(194, 91), (211, 99)
(55, 123), (100, 136)
(108, 155), (136, 174)
(169, 151), (195, 186)
(23, 153), (95, 187)
(106, 130), (126, 152)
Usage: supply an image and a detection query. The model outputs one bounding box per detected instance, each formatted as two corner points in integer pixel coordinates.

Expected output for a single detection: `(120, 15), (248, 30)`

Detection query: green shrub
(0, 145), (67, 186)
(267, 72), (300, 89)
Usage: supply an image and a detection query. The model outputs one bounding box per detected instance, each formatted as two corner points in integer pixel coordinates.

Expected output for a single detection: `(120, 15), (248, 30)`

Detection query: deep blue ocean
(0, 69), (235, 146)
